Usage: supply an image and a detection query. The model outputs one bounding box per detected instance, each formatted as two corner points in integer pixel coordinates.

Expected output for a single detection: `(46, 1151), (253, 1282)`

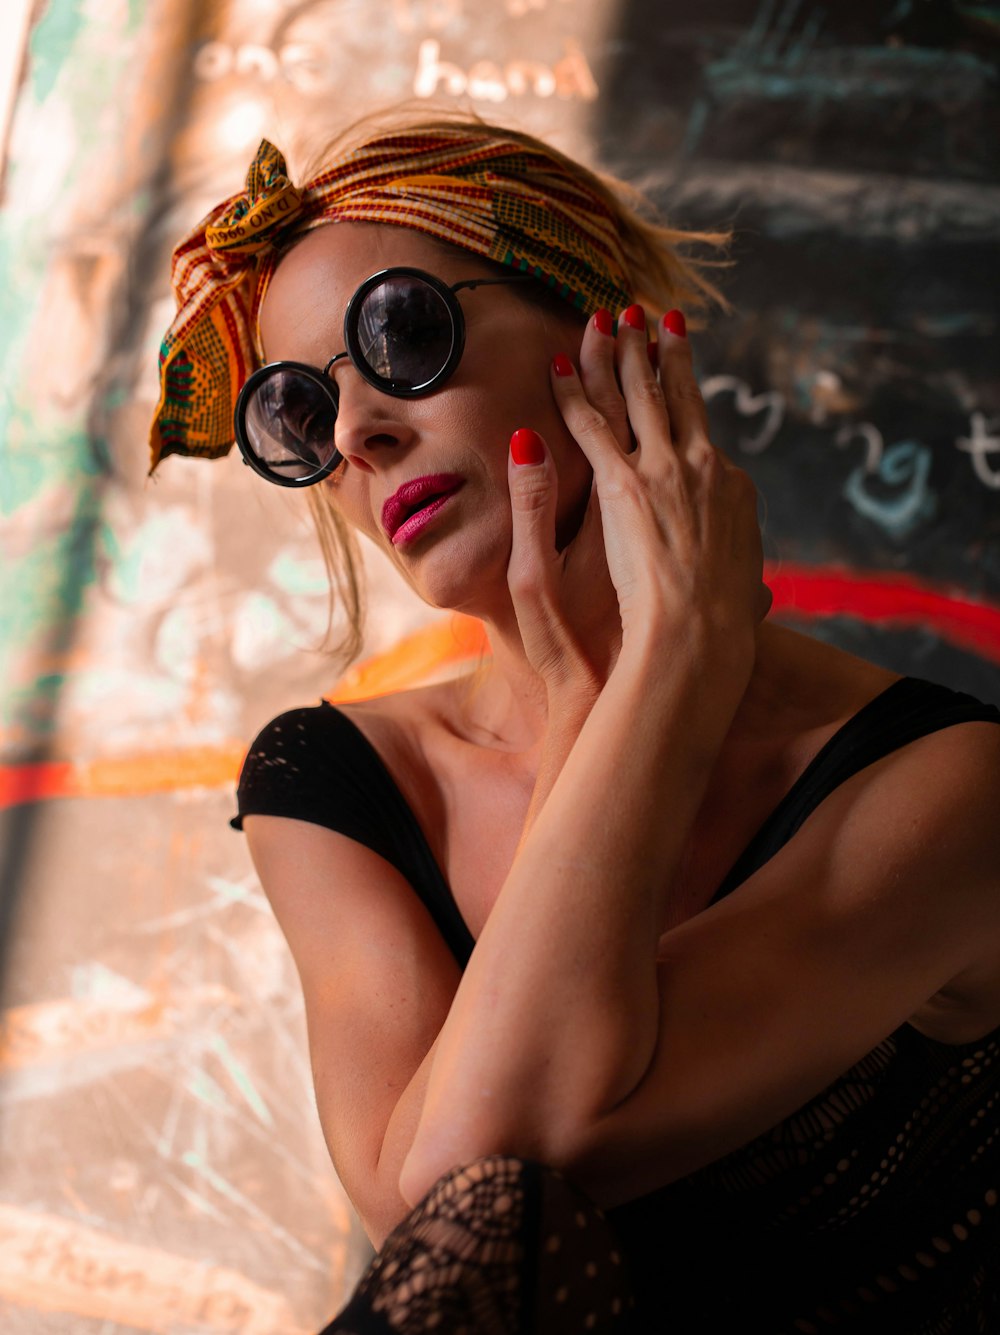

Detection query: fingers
(507, 427), (558, 596)
(543, 310), (772, 647)
(552, 302), (714, 473)
(614, 303), (672, 461)
(652, 309), (713, 457)
(613, 304), (712, 464)
(547, 352), (630, 488)
(576, 308), (630, 453)
(505, 427), (601, 690)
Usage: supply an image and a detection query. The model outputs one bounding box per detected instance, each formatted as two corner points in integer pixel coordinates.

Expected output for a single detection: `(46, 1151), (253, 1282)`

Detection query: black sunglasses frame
(234, 265), (536, 488)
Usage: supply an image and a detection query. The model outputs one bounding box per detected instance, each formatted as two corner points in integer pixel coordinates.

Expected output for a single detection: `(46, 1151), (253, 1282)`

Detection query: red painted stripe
(0, 761), (75, 807)
(765, 562), (1000, 662)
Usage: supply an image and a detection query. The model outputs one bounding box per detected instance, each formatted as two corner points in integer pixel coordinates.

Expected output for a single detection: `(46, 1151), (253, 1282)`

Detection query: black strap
(235, 680), (998, 969)
(711, 676), (1000, 904)
(232, 702), (477, 966)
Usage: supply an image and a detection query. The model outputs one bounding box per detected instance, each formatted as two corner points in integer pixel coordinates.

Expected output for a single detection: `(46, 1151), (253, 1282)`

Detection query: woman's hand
(505, 309), (638, 696)
(506, 304), (769, 691)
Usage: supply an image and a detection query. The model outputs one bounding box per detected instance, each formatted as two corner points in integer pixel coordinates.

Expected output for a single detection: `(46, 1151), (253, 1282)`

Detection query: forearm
(370, 1036), (441, 1228)
(514, 678), (599, 858)
(401, 626), (750, 1200)
(379, 687), (595, 1217)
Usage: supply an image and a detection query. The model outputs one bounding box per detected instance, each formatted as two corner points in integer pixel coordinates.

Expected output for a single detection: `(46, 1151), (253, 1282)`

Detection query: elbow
(398, 1109), (592, 1212)
(398, 1126), (643, 1219)
(397, 1126), (498, 1210)
(396, 1079), (698, 1214)
(398, 1140), (442, 1210)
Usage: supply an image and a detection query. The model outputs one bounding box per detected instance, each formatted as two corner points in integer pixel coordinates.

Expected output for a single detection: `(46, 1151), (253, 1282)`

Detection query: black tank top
(232, 676), (1000, 1332)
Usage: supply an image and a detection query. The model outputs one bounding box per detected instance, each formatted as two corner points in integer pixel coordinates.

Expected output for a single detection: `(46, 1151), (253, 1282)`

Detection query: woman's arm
(399, 308), (764, 1203)
(398, 313), (1000, 1209)
(244, 814), (462, 1247)
(399, 621), (751, 1205)
(568, 716), (1000, 1207)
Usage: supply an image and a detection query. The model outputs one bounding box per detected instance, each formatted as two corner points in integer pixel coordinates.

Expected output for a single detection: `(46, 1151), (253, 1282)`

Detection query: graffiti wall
(0, 0), (997, 1331)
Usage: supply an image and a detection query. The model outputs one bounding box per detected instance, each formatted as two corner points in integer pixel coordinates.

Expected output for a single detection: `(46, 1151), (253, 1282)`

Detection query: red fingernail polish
(624, 304), (646, 331)
(593, 308), (614, 336)
(647, 340), (658, 368)
(552, 353), (574, 378)
(510, 428), (546, 466)
(663, 309), (687, 338)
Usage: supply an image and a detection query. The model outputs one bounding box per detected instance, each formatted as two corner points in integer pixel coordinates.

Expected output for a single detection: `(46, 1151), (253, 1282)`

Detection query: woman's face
(258, 223), (593, 617)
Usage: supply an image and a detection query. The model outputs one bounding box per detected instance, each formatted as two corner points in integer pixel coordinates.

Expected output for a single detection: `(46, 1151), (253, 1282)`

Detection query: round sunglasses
(234, 265), (536, 488)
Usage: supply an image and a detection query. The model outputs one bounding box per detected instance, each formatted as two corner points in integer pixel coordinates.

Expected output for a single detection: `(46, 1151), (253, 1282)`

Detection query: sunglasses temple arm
(450, 274), (539, 294)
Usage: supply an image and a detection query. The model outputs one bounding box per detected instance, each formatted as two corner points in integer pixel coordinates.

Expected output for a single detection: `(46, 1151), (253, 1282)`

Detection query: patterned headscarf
(149, 128), (633, 475)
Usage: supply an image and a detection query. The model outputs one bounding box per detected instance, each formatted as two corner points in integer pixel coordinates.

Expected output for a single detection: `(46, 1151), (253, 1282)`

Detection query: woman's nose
(332, 375), (418, 471)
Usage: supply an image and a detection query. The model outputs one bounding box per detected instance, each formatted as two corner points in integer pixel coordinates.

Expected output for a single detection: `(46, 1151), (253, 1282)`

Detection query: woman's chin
(393, 532), (510, 616)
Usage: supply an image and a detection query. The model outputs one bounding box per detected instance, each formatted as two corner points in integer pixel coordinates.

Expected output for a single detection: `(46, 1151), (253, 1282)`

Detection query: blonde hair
(289, 106), (733, 670)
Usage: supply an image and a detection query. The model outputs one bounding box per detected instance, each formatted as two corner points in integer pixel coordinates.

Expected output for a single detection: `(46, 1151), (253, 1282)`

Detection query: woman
(150, 118), (1000, 1333)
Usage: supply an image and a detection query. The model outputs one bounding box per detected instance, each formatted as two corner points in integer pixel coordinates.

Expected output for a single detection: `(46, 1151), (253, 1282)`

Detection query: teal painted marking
(762, 0), (806, 62)
(268, 551), (329, 596)
(29, 0), (87, 101)
(210, 1034), (275, 1128)
(739, 0), (781, 57)
(181, 1150), (328, 1268)
(0, 0), (152, 748)
(188, 1069), (234, 1114)
(784, 8), (824, 67)
(207, 877), (254, 904)
(682, 98), (709, 157)
(3, 0), (154, 503)
(0, 493), (102, 731)
(843, 441), (936, 542)
(180, 1150), (245, 1203)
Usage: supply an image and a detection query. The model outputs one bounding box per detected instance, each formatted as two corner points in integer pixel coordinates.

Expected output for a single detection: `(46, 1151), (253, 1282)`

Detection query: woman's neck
(451, 617), (894, 765)
(453, 598), (622, 751)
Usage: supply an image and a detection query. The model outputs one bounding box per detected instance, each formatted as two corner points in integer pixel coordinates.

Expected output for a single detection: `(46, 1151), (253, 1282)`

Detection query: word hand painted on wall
(413, 38), (597, 101)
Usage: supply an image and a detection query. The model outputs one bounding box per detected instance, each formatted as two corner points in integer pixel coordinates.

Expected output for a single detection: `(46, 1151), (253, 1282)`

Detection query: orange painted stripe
(324, 611), (489, 702)
(0, 614), (489, 809)
(0, 985), (238, 1071)
(0, 748), (248, 806)
(1, 577), (997, 811)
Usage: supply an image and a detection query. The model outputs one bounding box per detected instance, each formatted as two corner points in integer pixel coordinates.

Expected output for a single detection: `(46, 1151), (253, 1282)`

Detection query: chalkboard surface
(595, 0), (1000, 701)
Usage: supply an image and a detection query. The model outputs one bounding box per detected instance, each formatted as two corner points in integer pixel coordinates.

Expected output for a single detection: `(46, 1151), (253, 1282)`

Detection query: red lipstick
(382, 474), (465, 543)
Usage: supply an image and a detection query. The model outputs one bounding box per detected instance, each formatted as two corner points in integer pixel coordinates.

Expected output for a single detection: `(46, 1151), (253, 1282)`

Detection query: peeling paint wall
(0, 1), (998, 1332)
(0, 1), (612, 1330)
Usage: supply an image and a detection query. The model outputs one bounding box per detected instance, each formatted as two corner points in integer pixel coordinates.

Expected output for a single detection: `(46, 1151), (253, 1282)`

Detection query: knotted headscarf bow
(149, 129), (633, 475)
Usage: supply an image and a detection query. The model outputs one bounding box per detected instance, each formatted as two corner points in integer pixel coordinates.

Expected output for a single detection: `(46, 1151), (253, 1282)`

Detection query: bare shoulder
(332, 675), (468, 763)
(840, 714), (1000, 859)
(802, 714), (1000, 1040)
(329, 678), (462, 837)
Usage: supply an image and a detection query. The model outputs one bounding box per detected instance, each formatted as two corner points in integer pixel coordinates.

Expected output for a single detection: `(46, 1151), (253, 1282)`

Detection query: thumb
(507, 428), (558, 598)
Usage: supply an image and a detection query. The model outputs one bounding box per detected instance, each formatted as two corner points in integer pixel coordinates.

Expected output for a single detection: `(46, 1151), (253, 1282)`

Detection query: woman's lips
(381, 477), (464, 544)
(390, 481), (464, 546)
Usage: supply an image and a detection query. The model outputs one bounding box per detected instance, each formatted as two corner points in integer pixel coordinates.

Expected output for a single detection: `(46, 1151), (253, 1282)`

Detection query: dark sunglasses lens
(242, 368), (338, 480)
(354, 274), (455, 389)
